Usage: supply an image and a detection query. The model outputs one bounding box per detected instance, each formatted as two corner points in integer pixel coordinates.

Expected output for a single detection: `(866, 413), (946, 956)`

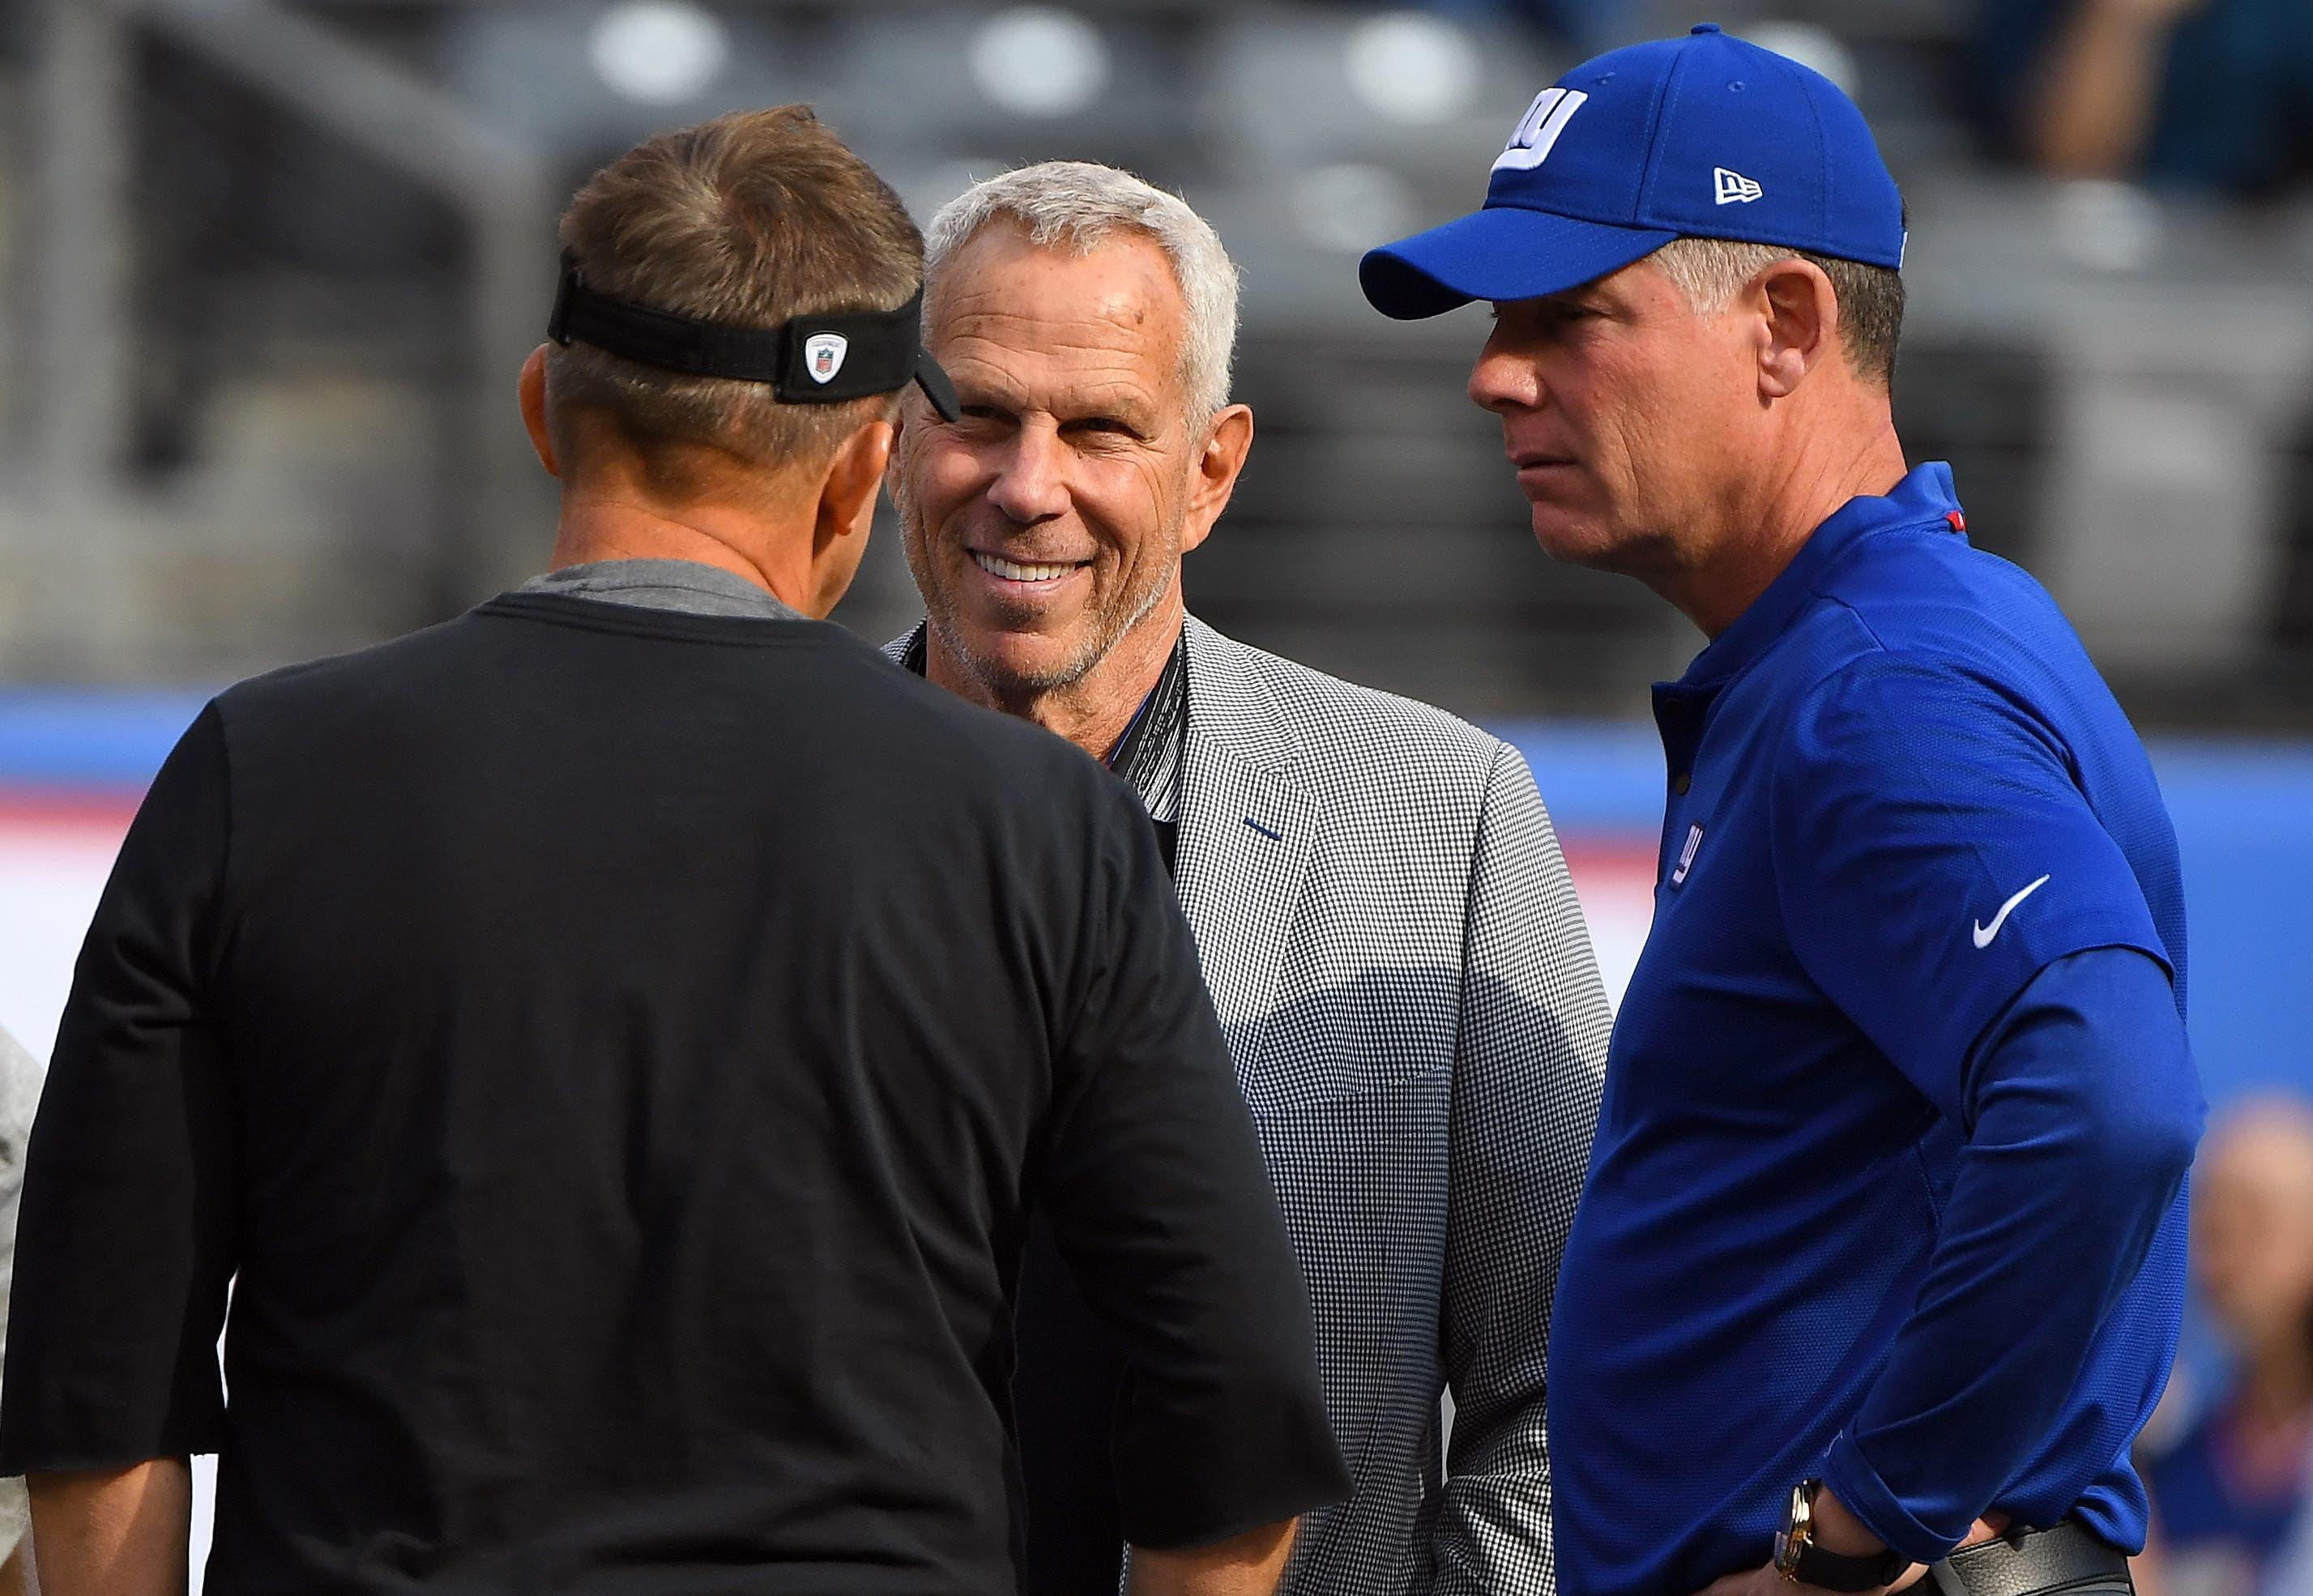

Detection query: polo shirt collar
(1676, 461), (1963, 692)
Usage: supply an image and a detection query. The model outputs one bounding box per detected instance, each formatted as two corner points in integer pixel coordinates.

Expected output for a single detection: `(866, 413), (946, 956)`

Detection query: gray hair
(1646, 236), (1905, 387)
(923, 161), (1241, 420)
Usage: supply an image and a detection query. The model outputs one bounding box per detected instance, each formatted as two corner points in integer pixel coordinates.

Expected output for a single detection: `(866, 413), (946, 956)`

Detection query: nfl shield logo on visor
(805, 333), (848, 385)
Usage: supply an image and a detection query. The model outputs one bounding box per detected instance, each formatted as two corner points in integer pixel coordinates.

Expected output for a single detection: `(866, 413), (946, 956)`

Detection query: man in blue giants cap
(1363, 23), (2204, 1596)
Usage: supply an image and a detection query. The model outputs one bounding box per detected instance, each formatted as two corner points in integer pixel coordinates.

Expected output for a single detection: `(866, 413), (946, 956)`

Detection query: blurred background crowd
(0, 0), (2310, 1592)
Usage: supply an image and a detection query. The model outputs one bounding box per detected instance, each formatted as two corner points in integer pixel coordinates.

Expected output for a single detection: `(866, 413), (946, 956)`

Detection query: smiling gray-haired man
(886, 161), (1613, 1596)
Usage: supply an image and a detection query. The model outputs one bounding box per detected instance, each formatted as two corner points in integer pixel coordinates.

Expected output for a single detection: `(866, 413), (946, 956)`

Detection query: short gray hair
(923, 161), (1240, 419)
(1647, 236), (1905, 387)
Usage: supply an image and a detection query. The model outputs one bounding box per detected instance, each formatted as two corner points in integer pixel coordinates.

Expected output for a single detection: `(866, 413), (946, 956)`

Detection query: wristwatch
(1774, 1481), (1908, 1591)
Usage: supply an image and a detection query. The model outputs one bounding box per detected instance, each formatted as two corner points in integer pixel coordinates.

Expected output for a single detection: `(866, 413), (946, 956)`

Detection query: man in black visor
(0, 107), (1346, 1596)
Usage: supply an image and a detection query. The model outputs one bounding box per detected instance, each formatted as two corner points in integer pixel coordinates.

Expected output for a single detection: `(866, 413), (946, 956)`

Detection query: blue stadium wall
(2, 690), (2307, 1110)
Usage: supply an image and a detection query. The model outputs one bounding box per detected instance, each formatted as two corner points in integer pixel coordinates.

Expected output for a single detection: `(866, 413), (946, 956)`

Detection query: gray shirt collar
(519, 558), (804, 621)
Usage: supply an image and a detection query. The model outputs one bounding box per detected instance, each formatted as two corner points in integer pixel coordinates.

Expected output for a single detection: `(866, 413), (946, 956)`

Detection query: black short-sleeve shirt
(0, 595), (1345, 1594)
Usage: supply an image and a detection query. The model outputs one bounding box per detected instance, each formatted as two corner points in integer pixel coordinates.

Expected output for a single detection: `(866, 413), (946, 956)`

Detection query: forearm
(27, 1461), (192, 1596)
(1826, 950), (2200, 1560)
(1807, 1483), (2005, 1568)
(2031, 0), (2185, 175)
(1126, 1519), (1297, 1596)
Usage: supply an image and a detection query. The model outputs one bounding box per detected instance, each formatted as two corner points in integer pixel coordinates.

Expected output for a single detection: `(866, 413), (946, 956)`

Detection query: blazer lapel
(1172, 617), (1315, 1103)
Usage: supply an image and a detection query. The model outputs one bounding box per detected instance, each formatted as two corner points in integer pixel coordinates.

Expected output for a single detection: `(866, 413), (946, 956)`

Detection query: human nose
(1468, 327), (1543, 416)
(984, 420), (1070, 524)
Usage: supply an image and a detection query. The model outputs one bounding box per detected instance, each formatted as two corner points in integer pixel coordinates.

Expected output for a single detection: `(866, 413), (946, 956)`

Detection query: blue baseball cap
(1360, 23), (1905, 320)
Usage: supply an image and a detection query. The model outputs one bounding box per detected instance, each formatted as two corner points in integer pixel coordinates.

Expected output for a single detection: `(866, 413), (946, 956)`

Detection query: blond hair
(1649, 236), (1905, 386)
(549, 106), (923, 485)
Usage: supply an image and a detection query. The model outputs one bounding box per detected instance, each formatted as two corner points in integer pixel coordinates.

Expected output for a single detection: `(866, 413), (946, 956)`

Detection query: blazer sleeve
(1426, 742), (1611, 1596)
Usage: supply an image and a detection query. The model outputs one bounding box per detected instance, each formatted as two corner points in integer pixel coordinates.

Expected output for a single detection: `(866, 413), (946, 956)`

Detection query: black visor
(546, 256), (958, 421)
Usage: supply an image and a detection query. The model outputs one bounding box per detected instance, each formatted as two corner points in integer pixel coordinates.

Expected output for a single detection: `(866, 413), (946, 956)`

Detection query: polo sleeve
(1769, 652), (2171, 1117)
(1822, 945), (2198, 1559)
(1037, 781), (1349, 1551)
(0, 703), (238, 1474)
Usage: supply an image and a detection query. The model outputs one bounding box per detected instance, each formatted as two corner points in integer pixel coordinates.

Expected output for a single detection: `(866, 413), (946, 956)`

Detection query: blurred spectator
(2267, 1432), (2313, 1596)
(1977, 0), (2313, 196)
(2144, 1099), (2313, 1596)
(1429, 0), (1632, 53)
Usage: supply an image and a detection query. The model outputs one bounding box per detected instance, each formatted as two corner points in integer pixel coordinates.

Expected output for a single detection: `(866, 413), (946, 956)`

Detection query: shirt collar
(1676, 461), (1963, 691)
(519, 558), (804, 621)
(1104, 630), (1188, 826)
(899, 621), (1189, 824)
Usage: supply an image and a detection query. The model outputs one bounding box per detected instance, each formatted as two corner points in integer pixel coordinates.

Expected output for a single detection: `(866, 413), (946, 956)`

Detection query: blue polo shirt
(1547, 463), (2203, 1594)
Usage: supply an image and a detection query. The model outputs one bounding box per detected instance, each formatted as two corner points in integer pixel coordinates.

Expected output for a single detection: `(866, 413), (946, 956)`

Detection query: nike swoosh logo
(1973, 875), (2051, 949)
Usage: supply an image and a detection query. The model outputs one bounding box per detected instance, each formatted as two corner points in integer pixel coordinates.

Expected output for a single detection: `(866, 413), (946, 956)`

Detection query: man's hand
(2089, 0), (2213, 29)
(26, 1461), (193, 1596)
(1688, 1487), (2009, 1596)
(2034, 0), (2215, 172)
(1691, 1565), (1909, 1596)
(1126, 1518), (1298, 1596)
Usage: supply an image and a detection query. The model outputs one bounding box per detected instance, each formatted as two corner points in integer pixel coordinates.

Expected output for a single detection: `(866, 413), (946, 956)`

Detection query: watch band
(1776, 1481), (1909, 1592)
(1789, 1538), (1908, 1592)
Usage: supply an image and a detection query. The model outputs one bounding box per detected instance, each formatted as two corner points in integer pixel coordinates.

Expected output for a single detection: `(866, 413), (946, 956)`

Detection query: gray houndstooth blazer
(891, 615), (1611, 1594)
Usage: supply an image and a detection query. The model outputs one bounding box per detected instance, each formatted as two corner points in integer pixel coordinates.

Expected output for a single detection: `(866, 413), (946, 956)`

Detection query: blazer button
(1672, 772), (1692, 796)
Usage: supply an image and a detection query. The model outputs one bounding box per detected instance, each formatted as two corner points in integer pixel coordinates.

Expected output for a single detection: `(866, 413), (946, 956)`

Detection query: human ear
(800, 417), (895, 617)
(1180, 403), (1255, 556)
(518, 346), (559, 476)
(1756, 260), (1837, 401)
(882, 391), (927, 513)
(815, 418), (896, 551)
(888, 392), (914, 459)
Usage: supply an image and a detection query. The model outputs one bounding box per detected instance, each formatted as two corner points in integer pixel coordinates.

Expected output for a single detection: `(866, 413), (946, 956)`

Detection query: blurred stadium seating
(2, 0), (2310, 722)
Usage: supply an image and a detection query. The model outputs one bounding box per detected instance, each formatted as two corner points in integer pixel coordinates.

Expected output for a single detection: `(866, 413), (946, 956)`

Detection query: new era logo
(1714, 167), (1764, 205)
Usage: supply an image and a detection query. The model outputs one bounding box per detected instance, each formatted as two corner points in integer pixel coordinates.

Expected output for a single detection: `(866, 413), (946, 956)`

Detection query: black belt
(1920, 1522), (2132, 1596)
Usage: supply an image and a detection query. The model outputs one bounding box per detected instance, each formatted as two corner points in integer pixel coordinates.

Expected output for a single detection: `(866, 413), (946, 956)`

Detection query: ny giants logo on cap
(1493, 87), (1590, 174)
(804, 333), (848, 384)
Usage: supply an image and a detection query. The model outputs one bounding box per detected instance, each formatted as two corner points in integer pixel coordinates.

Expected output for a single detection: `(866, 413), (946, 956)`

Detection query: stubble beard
(899, 491), (1184, 711)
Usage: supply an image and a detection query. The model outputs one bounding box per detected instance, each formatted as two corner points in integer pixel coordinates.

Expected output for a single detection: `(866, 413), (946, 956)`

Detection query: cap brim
(1360, 207), (1679, 320)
